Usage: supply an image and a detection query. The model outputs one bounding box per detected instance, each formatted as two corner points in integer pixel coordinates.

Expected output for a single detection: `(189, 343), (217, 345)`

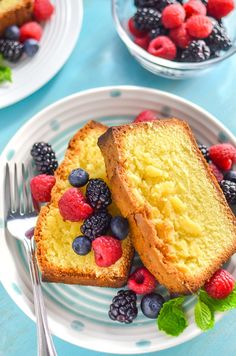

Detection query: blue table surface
(1, 1), (236, 355)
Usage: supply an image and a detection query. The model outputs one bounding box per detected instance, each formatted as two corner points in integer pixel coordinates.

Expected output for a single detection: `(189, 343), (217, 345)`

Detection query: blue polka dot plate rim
(0, 86), (236, 354)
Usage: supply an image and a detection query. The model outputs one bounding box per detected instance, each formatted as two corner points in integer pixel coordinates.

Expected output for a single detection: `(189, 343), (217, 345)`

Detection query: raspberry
(33, 0), (55, 21)
(30, 174), (55, 203)
(186, 15), (213, 39)
(204, 269), (235, 299)
(58, 188), (93, 222)
(134, 35), (150, 49)
(209, 163), (223, 182)
(134, 110), (158, 123)
(208, 143), (236, 171)
(20, 22), (43, 42)
(148, 36), (177, 60)
(169, 23), (192, 49)
(92, 236), (122, 267)
(162, 4), (186, 29)
(128, 17), (147, 37)
(207, 0), (234, 19)
(184, 0), (207, 18)
(128, 267), (157, 294)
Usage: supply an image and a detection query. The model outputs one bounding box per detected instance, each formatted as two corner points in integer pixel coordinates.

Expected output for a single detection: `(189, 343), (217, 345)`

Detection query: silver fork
(5, 163), (57, 356)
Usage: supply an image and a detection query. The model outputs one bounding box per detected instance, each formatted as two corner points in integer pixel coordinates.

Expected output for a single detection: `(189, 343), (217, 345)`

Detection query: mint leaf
(199, 286), (236, 312)
(194, 299), (214, 331)
(0, 54), (12, 84)
(0, 65), (12, 83)
(157, 297), (188, 336)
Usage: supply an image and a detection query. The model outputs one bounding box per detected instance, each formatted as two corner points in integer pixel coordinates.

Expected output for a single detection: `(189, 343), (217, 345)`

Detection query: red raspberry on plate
(148, 36), (177, 60)
(20, 21), (43, 42)
(169, 23), (192, 49)
(204, 269), (235, 299)
(34, 0), (55, 21)
(30, 174), (55, 203)
(128, 17), (147, 38)
(92, 236), (122, 267)
(134, 110), (158, 123)
(207, 0), (234, 19)
(209, 162), (224, 182)
(58, 188), (93, 222)
(209, 143), (236, 171)
(186, 15), (213, 39)
(162, 4), (186, 29)
(184, 0), (207, 18)
(128, 267), (157, 294)
(134, 35), (150, 50)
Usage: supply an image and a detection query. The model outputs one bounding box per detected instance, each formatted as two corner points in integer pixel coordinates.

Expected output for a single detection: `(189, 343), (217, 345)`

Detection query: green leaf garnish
(0, 54), (12, 84)
(199, 286), (236, 312)
(194, 299), (214, 331)
(157, 297), (188, 336)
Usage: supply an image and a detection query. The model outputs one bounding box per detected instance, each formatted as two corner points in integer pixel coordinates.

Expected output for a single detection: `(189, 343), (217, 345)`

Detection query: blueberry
(24, 39), (40, 57)
(141, 293), (165, 319)
(4, 25), (20, 40)
(68, 168), (89, 187)
(224, 171), (236, 183)
(110, 216), (129, 240)
(72, 236), (91, 255)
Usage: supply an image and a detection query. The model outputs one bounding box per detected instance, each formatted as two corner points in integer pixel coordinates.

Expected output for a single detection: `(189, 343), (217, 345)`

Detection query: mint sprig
(0, 54), (12, 84)
(199, 286), (236, 312)
(157, 297), (188, 336)
(157, 285), (236, 336)
(194, 299), (214, 331)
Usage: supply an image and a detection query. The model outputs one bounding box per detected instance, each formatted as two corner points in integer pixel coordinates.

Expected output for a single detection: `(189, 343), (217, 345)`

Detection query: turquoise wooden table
(1, 1), (236, 355)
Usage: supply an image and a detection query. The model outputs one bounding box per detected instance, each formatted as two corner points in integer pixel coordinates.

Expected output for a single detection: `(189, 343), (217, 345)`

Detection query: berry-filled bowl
(0, 0), (83, 108)
(1, 86), (236, 354)
(112, 0), (236, 79)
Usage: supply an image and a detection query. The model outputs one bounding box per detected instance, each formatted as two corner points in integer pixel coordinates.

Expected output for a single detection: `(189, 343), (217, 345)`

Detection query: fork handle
(23, 238), (57, 356)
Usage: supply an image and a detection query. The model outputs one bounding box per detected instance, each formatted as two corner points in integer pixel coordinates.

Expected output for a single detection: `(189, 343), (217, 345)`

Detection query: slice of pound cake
(35, 121), (133, 287)
(98, 119), (236, 293)
(0, 0), (33, 35)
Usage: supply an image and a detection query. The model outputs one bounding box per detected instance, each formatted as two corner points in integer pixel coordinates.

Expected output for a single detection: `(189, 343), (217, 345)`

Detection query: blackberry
(220, 180), (236, 204)
(109, 290), (138, 323)
(135, 0), (181, 10)
(133, 7), (161, 31)
(198, 144), (210, 161)
(201, 0), (208, 5)
(181, 41), (210, 62)
(205, 24), (232, 52)
(31, 142), (58, 175)
(149, 26), (168, 39)
(86, 178), (112, 210)
(0, 39), (23, 62)
(135, 0), (161, 7)
(80, 211), (112, 240)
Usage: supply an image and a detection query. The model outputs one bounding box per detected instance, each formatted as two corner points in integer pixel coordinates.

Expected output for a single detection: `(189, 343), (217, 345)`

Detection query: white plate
(0, 0), (83, 109)
(0, 86), (236, 354)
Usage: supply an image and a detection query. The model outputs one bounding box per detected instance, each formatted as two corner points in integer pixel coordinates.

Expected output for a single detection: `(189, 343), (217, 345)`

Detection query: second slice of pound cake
(34, 121), (134, 287)
(98, 119), (236, 293)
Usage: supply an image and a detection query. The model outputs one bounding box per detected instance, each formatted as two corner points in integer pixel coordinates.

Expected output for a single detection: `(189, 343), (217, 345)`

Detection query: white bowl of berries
(112, 0), (236, 79)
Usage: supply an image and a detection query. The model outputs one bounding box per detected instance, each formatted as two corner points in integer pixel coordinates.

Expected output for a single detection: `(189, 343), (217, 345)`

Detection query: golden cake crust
(0, 0), (33, 35)
(34, 121), (134, 287)
(98, 119), (236, 293)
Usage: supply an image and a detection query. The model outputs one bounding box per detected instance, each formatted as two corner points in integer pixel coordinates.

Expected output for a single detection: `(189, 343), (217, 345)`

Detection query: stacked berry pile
(30, 143), (130, 268)
(0, 0), (54, 63)
(128, 0), (234, 62)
